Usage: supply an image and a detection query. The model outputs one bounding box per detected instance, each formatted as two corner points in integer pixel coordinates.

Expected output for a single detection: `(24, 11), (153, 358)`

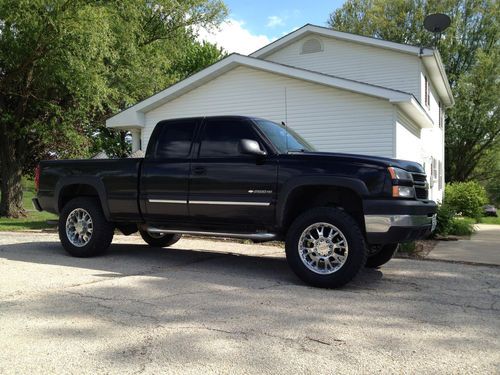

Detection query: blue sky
(198, 0), (345, 54)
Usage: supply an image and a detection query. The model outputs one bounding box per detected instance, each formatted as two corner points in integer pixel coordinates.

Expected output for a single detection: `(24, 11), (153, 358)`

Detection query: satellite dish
(424, 13), (451, 33)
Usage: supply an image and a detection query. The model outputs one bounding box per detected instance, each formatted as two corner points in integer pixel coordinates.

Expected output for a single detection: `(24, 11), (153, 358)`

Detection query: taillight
(34, 165), (41, 192)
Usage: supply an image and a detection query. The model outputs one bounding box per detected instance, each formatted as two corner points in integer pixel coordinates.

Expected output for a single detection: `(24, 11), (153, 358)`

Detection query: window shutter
(438, 160), (443, 190)
(424, 76), (429, 108)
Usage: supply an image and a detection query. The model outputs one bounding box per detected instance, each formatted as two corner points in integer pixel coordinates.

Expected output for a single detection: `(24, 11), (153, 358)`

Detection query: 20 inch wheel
(285, 207), (367, 288)
(58, 197), (114, 257)
(139, 229), (181, 248)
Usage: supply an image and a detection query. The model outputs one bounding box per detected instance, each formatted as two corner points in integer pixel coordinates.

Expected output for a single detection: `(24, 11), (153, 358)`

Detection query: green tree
(0, 0), (227, 217)
(328, 0), (499, 182)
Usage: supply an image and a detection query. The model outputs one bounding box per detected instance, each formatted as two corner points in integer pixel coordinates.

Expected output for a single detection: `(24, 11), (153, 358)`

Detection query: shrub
(435, 203), (455, 236)
(444, 181), (488, 218)
(449, 218), (476, 236)
(435, 204), (476, 237)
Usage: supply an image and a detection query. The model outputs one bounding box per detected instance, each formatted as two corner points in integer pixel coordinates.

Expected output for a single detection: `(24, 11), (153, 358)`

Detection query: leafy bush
(444, 181), (488, 218)
(435, 204), (476, 237)
(449, 218), (476, 236)
(435, 203), (455, 236)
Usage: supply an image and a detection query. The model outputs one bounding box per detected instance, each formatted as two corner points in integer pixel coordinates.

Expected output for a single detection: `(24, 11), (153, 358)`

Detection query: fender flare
(276, 175), (369, 228)
(54, 177), (111, 220)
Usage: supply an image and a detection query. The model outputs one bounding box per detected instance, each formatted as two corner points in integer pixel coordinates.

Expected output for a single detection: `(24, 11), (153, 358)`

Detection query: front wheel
(139, 229), (181, 248)
(285, 207), (367, 288)
(58, 197), (114, 257)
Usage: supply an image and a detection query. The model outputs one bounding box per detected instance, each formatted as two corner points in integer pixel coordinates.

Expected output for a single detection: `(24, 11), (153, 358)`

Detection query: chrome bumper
(365, 214), (437, 233)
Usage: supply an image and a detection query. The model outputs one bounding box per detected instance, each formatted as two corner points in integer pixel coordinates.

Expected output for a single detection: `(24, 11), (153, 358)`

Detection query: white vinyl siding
(264, 36), (420, 97)
(395, 112), (422, 163)
(395, 110), (444, 202)
(144, 66), (394, 157)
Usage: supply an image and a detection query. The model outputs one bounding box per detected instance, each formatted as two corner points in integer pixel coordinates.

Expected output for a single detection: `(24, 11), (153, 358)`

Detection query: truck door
(189, 117), (278, 227)
(140, 118), (199, 223)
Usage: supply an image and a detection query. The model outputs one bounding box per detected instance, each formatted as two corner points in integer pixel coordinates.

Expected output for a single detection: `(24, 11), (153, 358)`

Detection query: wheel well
(282, 185), (365, 232)
(58, 184), (100, 212)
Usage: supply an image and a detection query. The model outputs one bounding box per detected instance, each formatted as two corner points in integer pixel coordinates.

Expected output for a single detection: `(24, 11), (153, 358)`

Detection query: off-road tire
(139, 229), (181, 248)
(365, 243), (399, 268)
(285, 207), (367, 288)
(58, 197), (114, 257)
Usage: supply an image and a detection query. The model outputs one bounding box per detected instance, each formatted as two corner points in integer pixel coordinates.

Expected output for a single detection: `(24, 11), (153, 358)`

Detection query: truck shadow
(0, 239), (384, 288)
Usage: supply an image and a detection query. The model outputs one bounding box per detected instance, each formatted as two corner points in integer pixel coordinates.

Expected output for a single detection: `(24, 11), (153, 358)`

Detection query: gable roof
(250, 24), (453, 107)
(106, 53), (433, 130)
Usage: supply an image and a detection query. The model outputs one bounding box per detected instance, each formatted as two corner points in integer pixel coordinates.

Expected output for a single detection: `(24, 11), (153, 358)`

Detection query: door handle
(193, 166), (206, 175)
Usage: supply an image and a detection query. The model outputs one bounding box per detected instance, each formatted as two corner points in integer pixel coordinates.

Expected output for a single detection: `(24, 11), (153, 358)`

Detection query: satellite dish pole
(424, 13), (451, 47)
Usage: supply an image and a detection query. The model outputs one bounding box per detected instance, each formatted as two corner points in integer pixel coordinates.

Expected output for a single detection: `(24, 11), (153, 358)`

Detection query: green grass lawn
(0, 179), (57, 231)
(458, 216), (500, 226)
(479, 216), (500, 225)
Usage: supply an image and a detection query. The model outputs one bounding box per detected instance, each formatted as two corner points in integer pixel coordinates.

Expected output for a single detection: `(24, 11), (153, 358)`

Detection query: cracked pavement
(0, 232), (499, 374)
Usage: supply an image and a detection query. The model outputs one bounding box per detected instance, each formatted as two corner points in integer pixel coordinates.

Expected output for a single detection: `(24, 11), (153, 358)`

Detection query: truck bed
(38, 158), (143, 221)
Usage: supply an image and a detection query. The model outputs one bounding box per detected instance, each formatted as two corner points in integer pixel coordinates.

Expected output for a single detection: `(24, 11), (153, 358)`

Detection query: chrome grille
(412, 173), (428, 200)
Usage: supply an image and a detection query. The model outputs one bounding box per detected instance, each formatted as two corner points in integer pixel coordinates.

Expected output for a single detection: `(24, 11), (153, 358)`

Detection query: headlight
(392, 186), (415, 198)
(388, 167), (413, 181)
(388, 167), (415, 198)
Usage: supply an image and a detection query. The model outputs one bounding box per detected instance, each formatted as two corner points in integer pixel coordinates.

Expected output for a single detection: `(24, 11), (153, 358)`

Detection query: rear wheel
(139, 229), (181, 248)
(365, 244), (399, 268)
(285, 207), (367, 288)
(58, 197), (114, 257)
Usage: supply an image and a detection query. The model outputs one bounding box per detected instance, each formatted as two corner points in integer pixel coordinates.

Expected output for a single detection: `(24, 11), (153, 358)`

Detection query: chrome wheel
(298, 222), (349, 275)
(65, 208), (93, 247)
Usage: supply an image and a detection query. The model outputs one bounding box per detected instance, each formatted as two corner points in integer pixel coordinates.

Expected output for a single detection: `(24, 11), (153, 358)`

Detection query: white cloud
(266, 15), (285, 28)
(197, 19), (272, 55)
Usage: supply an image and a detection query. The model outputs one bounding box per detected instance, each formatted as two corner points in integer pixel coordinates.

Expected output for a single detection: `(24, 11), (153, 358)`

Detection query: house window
(424, 76), (430, 108)
(301, 38), (323, 54)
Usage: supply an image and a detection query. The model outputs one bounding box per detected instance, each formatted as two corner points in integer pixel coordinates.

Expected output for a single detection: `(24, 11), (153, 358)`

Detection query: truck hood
(288, 151), (425, 173)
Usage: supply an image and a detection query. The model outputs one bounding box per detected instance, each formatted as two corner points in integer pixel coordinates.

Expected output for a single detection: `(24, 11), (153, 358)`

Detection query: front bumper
(363, 199), (437, 244)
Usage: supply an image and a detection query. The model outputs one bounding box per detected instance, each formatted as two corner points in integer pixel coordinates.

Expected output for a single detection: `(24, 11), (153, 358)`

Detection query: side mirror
(239, 139), (267, 157)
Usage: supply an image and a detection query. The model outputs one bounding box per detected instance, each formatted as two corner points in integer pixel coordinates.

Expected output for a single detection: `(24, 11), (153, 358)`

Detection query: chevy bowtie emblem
(248, 189), (272, 194)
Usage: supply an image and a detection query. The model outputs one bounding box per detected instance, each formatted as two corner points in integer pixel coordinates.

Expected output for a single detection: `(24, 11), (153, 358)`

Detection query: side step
(144, 226), (278, 242)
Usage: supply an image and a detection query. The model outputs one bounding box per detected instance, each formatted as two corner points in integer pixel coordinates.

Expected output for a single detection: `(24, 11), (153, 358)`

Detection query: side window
(155, 120), (196, 159)
(199, 120), (260, 158)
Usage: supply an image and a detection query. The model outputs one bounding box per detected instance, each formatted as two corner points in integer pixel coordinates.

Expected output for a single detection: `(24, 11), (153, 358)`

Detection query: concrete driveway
(429, 224), (500, 265)
(0, 232), (498, 374)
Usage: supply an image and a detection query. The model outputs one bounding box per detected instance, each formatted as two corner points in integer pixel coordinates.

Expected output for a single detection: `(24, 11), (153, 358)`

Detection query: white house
(106, 24), (453, 201)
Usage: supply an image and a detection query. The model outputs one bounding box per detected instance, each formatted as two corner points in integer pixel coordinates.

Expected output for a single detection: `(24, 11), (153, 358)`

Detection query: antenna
(424, 13), (451, 46)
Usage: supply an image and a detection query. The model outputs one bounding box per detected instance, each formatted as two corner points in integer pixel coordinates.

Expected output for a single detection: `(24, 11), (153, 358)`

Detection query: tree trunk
(0, 162), (24, 218)
(0, 126), (25, 218)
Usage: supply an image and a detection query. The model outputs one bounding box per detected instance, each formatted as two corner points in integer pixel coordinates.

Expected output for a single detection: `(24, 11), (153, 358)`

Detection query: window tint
(156, 120), (196, 158)
(200, 120), (259, 157)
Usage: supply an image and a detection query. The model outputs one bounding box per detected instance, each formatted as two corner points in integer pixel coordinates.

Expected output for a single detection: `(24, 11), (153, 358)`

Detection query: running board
(144, 226), (278, 242)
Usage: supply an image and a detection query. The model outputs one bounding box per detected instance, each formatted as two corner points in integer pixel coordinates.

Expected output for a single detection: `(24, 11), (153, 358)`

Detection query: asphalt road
(0, 232), (498, 374)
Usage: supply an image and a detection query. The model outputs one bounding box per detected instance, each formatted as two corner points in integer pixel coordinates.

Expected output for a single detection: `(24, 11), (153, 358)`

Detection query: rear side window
(199, 119), (260, 157)
(155, 120), (196, 158)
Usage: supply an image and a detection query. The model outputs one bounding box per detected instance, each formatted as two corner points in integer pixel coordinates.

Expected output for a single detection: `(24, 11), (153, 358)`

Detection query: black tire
(365, 243), (399, 268)
(139, 229), (181, 248)
(58, 197), (114, 257)
(285, 207), (367, 288)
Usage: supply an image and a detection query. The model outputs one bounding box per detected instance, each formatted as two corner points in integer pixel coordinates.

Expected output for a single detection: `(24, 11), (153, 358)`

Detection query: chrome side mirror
(239, 139), (267, 156)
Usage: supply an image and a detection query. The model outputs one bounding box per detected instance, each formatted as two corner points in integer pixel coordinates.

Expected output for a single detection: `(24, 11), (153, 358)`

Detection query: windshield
(254, 119), (316, 153)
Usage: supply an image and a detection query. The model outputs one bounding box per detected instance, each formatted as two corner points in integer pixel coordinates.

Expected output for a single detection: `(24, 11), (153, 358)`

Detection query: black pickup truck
(34, 116), (437, 288)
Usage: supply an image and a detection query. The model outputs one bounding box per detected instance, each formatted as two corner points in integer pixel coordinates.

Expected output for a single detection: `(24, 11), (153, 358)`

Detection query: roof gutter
(419, 48), (454, 107)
